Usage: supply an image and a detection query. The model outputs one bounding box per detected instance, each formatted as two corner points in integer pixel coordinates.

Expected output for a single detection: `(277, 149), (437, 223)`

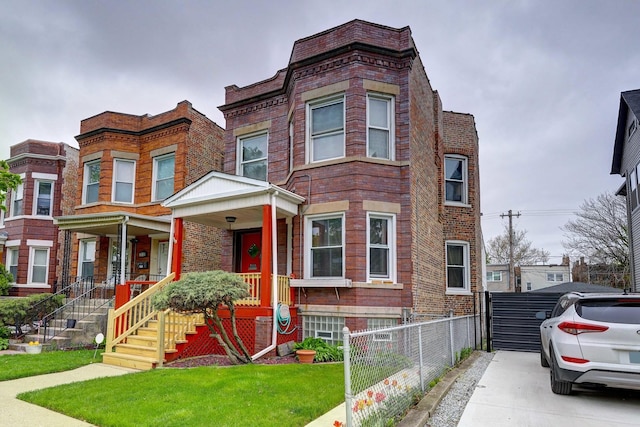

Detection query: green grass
(0, 349), (100, 381)
(18, 362), (345, 427)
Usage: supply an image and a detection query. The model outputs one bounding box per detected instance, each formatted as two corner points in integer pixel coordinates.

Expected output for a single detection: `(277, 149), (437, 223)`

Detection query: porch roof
(54, 211), (172, 236)
(162, 171), (305, 229)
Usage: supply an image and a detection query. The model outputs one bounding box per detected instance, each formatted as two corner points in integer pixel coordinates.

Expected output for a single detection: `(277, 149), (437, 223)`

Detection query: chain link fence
(342, 315), (482, 426)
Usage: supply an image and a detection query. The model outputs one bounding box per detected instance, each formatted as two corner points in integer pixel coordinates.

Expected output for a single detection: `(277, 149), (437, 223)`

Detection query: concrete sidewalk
(458, 351), (640, 427)
(0, 361), (137, 427)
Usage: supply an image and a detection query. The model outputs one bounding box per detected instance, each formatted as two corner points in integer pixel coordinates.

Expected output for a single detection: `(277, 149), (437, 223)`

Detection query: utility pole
(500, 210), (521, 292)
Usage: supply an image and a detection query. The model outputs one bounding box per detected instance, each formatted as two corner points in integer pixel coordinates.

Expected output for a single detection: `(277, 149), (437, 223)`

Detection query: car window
(551, 296), (574, 317)
(576, 299), (640, 324)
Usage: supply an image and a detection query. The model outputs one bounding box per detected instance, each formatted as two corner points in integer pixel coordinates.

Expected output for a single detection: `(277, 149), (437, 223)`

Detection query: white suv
(538, 292), (640, 395)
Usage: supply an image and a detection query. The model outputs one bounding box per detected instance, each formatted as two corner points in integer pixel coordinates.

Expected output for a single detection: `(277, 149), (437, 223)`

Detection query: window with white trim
(83, 160), (100, 204)
(307, 95), (345, 162)
(630, 165), (640, 212)
(79, 239), (96, 277)
(486, 271), (502, 282)
(112, 159), (135, 203)
(33, 180), (53, 216)
(446, 241), (470, 292)
(444, 155), (468, 204)
(302, 315), (344, 346)
(547, 273), (564, 282)
(367, 93), (394, 160)
(152, 153), (175, 201)
(307, 213), (344, 278)
(238, 132), (268, 181)
(367, 213), (396, 282)
(6, 248), (18, 281)
(11, 183), (23, 216)
(29, 247), (49, 284)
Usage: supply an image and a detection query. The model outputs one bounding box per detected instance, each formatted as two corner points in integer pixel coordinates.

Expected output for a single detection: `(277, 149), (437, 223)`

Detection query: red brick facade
(61, 101), (224, 284)
(218, 20), (482, 334)
(2, 140), (78, 296)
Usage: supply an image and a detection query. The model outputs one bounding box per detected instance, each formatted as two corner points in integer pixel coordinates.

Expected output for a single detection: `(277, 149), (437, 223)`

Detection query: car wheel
(540, 340), (549, 368)
(549, 345), (572, 395)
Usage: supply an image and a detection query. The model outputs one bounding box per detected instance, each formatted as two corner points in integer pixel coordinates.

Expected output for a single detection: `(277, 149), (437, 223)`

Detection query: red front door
(240, 231), (262, 273)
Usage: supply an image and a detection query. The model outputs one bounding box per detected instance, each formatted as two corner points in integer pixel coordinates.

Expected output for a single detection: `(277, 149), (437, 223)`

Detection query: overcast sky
(1, 0), (636, 263)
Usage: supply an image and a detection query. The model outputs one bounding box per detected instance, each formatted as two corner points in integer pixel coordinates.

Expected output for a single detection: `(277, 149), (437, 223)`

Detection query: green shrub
(293, 337), (344, 362)
(0, 293), (64, 337)
(0, 263), (13, 296)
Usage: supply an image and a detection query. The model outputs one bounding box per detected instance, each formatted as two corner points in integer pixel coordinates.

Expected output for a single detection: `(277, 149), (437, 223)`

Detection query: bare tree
(562, 192), (629, 269)
(486, 225), (550, 265)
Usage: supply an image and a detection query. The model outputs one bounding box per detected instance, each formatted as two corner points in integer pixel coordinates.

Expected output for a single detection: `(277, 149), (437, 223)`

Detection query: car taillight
(557, 321), (609, 335)
(561, 356), (589, 364)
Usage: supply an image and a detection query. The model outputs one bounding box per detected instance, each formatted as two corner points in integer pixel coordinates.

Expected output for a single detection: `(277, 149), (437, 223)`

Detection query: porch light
(225, 216), (236, 223)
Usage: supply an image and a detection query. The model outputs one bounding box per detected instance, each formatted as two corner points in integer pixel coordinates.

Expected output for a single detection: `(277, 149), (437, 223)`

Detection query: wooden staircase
(102, 273), (204, 370)
(102, 313), (202, 370)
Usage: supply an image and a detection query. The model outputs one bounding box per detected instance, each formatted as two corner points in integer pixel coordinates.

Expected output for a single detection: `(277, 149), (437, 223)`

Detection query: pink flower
(375, 392), (386, 403)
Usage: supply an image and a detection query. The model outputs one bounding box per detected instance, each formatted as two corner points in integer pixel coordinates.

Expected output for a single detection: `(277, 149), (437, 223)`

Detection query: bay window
(307, 96), (345, 162)
(367, 94), (394, 160)
(83, 160), (100, 204)
(307, 214), (344, 278)
(112, 159), (135, 203)
(238, 132), (268, 181)
(153, 153), (175, 201)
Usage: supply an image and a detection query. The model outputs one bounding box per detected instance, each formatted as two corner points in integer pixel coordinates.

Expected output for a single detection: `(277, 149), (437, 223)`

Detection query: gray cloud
(1, 0), (637, 260)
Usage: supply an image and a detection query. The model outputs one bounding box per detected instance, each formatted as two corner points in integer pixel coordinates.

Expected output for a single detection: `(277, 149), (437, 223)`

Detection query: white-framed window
(367, 212), (396, 282)
(83, 160), (101, 204)
(547, 273), (564, 282)
(446, 241), (470, 293)
(11, 182), (24, 216)
(152, 153), (175, 201)
(33, 180), (53, 216)
(29, 247), (49, 284)
(238, 132), (268, 181)
(631, 168), (639, 211)
(112, 159), (135, 203)
(78, 239), (96, 277)
(6, 247), (19, 281)
(302, 315), (344, 346)
(444, 155), (468, 205)
(307, 95), (345, 163)
(628, 119), (637, 138)
(367, 93), (394, 160)
(486, 271), (502, 282)
(306, 213), (344, 278)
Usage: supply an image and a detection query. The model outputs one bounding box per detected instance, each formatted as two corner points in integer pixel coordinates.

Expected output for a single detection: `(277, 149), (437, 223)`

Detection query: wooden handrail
(105, 273), (175, 354)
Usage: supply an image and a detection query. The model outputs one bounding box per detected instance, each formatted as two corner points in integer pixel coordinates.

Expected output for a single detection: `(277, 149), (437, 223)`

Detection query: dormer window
(628, 119), (637, 138)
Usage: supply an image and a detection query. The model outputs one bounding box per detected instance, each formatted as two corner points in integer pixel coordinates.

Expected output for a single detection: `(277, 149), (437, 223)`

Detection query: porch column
(261, 204), (272, 307)
(171, 217), (184, 281)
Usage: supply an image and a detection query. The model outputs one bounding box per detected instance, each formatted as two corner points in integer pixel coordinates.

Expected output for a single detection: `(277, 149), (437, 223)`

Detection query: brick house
(163, 20), (482, 349)
(611, 89), (640, 292)
(1, 140), (78, 296)
(53, 101), (224, 295)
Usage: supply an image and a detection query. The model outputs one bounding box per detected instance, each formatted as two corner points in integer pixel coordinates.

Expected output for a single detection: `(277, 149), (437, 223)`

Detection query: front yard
(2, 350), (344, 427)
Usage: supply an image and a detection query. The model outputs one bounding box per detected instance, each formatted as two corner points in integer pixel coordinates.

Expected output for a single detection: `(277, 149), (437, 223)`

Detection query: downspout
(252, 190), (280, 360)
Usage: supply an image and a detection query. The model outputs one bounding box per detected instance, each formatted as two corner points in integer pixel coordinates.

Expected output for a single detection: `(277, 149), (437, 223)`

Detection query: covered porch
(162, 171), (305, 309)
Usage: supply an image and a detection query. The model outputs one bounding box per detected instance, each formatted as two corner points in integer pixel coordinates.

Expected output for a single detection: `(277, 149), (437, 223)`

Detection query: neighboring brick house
(53, 101), (224, 291)
(164, 20), (482, 348)
(611, 89), (640, 292)
(1, 140), (78, 296)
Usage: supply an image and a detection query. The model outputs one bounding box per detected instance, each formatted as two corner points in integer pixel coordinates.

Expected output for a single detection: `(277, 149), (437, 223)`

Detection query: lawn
(0, 349), (99, 381)
(18, 362), (345, 427)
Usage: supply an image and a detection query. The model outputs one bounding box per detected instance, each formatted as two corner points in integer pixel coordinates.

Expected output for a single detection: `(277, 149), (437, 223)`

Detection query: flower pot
(25, 344), (42, 354)
(296, 349), (316, 364)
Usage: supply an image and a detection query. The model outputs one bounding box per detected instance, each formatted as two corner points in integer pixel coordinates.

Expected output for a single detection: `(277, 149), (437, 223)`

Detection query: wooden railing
(105, 273), (176, 366)
(236, 274), (292, 306)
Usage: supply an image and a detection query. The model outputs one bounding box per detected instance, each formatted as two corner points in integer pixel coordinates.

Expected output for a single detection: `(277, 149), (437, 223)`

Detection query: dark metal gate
(487, 292), (562, 352)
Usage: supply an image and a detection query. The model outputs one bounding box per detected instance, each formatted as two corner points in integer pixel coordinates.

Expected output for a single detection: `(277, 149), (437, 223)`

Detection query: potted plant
(25, 340), (42, 354)
(293, 337), (345, 364)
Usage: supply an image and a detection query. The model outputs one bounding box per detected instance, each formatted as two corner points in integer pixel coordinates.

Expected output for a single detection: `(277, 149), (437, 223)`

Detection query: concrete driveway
(458, 351), (640, 427)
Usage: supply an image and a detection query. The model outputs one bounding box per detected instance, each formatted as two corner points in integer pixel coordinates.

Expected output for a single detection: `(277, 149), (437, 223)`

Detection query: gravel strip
(426, 351), (494, 427)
